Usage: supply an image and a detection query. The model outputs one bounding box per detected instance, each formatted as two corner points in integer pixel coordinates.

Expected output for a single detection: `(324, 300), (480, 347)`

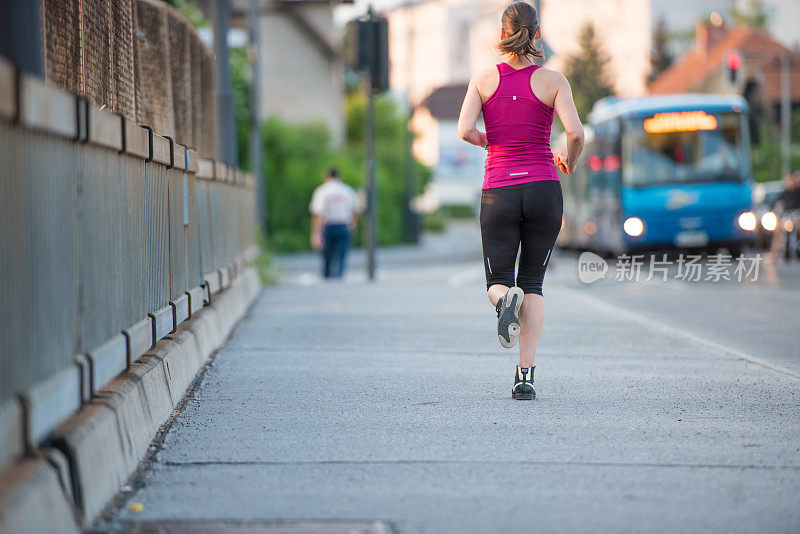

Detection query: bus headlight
(623, 217), (644, 237)
(737, 211), (756, 231)
(761, 211), (777, 232)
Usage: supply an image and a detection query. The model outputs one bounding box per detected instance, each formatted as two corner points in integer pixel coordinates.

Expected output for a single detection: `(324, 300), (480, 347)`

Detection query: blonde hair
(496, 2), (545, 60)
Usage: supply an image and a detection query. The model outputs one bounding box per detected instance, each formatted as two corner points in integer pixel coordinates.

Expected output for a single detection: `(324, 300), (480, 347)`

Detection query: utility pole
(249, 0), (266, 236)
(365, 77), (377, 280)
(780, 52), (791, 178)
(348, 7), (387, 280)
(0, 0), (42, 76)
(403, 10), (418, 244)
(214, 0), (238, 166)
(403, 112), (418, 243)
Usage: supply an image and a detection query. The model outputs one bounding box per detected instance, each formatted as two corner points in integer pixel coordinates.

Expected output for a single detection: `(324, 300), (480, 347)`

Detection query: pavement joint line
(558, 284), (800, 380)
(221, 346), (554, 356)
(159, 459), (800, 470)
(218, 346), (722, 362)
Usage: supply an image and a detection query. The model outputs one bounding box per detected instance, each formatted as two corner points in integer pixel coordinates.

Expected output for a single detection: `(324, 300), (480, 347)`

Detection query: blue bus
(556, 94), (756, 256)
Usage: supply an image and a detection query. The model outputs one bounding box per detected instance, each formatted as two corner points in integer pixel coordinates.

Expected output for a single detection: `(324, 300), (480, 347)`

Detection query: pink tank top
(482, 63), (558, 189)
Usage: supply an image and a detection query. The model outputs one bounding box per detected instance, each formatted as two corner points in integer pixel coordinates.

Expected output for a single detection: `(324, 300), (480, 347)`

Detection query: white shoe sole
(498, 287), (524, 349)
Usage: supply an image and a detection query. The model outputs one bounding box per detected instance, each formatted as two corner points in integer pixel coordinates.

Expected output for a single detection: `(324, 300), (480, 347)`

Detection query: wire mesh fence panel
(133, 0), (175, 137)
(110, 0), (136, 120)
(119, 154), (148, 323)
(0, 122), (30, 405)
(81, 0), (113, 109)
(78, 144), (145, 353)
(167, 168), (188, 301)
(0, 124), (81, 404)
(195, 180), (215, 275)
(142, 163), (171, 313)
(209, 182), (225, 270)
(42, 0), (82, 94)
(185, 174), (202, 288)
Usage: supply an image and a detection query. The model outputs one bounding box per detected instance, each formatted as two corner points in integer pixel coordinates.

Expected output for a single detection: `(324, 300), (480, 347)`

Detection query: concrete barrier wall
(0, 268), (262, 533)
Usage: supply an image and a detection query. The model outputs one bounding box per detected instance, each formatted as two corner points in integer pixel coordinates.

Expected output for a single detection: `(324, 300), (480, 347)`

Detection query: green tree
(751, 109), (800, 182)
(562, 23), (615, 121)
(164, 0), (209, 29)
(732, 0), (770, 30)
(230, 46), (252, 172)
(649, 18), (673, 82)
(262, 93), (432, 252)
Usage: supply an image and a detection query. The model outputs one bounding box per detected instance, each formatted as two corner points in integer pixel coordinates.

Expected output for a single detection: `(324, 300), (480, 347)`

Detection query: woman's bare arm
(457, 77), (488, 148)
(553, 73), (584, 171)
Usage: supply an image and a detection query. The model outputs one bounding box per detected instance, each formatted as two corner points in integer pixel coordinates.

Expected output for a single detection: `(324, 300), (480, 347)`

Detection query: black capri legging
(479, 180), (563, 296)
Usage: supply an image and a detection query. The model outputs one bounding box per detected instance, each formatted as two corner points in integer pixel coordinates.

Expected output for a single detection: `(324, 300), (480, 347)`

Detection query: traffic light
(345, 11), (389, 91)
(726, 52), (741, 84)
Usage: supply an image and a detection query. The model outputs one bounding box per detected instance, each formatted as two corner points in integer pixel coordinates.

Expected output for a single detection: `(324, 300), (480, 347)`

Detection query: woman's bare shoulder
(472, 65), (499, 85)
(472, 65), (500, 99)
(534, 66), (569, 86)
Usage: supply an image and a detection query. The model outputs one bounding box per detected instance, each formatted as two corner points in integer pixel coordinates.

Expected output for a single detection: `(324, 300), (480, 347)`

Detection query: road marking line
(448, 268), (483, 287)
(162, 459), (800, 470)
(561, 286), (800, 380)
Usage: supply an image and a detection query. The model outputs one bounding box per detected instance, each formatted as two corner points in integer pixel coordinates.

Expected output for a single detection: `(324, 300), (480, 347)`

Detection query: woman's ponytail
(496, 2), (545, 60)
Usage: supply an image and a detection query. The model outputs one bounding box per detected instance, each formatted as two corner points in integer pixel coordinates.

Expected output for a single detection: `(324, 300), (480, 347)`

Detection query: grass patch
(255, 234), (280, 285)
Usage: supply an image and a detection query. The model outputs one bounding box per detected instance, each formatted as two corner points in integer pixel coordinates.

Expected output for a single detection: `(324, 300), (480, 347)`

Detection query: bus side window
(608, 119), (622, 193)
(594, 121), (611, 193)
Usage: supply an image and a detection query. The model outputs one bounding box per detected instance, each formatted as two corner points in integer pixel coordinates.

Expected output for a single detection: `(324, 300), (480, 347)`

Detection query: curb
(0, 453), (79, 534)
(0, 268), (261, 533)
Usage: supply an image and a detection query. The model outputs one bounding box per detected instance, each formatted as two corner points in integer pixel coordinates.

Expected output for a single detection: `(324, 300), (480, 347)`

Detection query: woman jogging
(457, 1), (584, 400)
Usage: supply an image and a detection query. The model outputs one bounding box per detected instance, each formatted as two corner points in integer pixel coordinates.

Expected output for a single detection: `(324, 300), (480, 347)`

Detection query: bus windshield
(622, 112), (746, 187)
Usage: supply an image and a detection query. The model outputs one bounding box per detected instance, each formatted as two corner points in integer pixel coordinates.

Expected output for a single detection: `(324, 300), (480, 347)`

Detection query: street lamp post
(249, 0), (266, 237)
(354, 7), (388, 281)
(780, 52), (791, 178)
(214, 0), (238, 166)
(365, 78), (377, 280)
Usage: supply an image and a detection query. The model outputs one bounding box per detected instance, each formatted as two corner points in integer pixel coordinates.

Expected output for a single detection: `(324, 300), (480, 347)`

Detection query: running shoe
(495, 286), (523, 348)
(512, 365), (535, 400)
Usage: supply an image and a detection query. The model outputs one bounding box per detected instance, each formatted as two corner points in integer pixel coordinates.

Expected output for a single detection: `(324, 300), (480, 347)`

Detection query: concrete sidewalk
(104, 229), (800, 533)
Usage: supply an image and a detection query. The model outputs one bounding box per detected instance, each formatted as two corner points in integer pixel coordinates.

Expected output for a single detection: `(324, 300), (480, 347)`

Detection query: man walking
(309, 168), (360, 278)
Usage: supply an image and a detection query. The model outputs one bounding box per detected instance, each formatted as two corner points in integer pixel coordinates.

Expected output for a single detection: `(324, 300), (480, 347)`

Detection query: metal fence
(0, 0), (256, 466)
(40, 0), (214, 157)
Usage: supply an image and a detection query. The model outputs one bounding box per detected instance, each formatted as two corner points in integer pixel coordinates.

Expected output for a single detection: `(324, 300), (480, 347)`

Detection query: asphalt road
(99, 222), (800, 534)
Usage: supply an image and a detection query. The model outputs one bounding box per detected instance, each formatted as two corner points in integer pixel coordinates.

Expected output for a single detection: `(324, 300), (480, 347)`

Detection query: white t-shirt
(309, 179), (359, 225)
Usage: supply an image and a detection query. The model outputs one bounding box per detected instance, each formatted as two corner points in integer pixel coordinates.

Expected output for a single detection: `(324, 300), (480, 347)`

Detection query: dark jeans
(322, 223), (350, 278)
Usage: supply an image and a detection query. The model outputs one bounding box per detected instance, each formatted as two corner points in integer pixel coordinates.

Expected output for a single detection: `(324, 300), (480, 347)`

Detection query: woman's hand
(478, 131), (488, 149)
(555, 153), (571, 174)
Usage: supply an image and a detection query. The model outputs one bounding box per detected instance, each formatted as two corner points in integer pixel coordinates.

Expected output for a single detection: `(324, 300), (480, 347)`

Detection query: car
(752, 180), (784, 249)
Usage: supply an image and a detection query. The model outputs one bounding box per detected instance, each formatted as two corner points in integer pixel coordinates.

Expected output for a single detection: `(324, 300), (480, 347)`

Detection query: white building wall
(764, 0), (800, 49)
(388, 0), (453, 106)
(541, 0), (652, 97)
(387, 0), (506, 107)
(259, 4), (345, 145)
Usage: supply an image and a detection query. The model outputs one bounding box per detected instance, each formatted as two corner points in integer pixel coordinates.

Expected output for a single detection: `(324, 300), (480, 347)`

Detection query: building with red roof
(649, 21), (800, 130)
